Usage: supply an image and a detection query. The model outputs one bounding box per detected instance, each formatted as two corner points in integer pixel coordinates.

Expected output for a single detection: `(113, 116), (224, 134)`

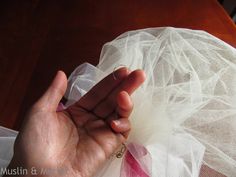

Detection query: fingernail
(113, 120), (120, 126)
(113, 67), (129, 80)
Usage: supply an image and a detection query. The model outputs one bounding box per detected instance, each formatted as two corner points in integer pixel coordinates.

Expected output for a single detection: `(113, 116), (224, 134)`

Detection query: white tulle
(1, 27), (236, 177)
(65, 27), (236, 177)
(0, 126), (17, 171)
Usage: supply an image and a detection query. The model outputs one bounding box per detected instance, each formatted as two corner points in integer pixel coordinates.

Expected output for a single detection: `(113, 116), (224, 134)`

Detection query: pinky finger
(110, 118), (131, 138)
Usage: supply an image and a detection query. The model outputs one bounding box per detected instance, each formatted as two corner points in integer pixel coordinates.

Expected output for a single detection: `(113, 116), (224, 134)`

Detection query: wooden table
(1, 0), (236, 130)
(0, 0), (234, 176)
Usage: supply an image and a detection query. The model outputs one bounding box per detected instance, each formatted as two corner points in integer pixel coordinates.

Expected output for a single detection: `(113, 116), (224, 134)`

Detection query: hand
(7, 67), (145, 177)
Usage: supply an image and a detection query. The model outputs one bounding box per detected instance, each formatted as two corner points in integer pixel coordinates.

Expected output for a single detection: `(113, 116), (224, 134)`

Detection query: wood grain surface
(1, 0), (236, 130)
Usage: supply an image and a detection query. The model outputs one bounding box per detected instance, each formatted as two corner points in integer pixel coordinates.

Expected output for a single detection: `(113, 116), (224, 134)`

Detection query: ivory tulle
(65, 27), (236, 177)
(1, 27), (236, 177)
(0, 126), (17, 171)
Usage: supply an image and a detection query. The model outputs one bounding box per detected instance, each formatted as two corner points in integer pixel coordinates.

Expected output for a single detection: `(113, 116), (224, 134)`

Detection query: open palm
(9, 68), (145, 177)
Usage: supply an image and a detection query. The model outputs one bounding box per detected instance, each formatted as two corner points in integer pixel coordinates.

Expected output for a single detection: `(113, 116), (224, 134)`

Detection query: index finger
(93, 69), (146, 118)
(74, 67), (129, 111)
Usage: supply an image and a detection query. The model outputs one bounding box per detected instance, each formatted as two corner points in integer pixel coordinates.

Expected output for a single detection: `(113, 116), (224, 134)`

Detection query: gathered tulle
(1, 27), (236, 177)
(64, 27), (236, 177)
(120, 143), (151, 177)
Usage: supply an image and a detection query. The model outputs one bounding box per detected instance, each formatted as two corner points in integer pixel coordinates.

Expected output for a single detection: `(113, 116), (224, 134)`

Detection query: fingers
(116, 91), (133, 118)
(108, 92), (132, 138)
(34, 71), (68, 111)
(93, 70), (145, 118)
(117, 69), (146, 94)
(110, 118), (131, 138)
(75, 67), (129, 111)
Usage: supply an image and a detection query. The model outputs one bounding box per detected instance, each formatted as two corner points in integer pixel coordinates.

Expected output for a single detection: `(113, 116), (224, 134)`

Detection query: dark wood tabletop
(0, 0), (236, 131)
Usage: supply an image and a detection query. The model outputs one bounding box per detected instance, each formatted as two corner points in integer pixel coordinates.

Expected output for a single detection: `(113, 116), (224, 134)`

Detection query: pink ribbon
(121, 143), (151, 177)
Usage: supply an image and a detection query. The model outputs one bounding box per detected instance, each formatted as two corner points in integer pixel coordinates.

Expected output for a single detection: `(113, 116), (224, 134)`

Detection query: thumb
(34, 70), (67, 112)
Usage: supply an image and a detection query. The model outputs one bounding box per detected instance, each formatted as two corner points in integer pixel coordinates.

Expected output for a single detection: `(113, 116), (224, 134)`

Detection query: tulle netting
(65, 27), (236, 177)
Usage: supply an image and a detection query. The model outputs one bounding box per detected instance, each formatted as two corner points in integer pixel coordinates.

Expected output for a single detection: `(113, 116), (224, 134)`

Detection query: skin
(5, 68), (146, 177)
(4, 67), (225, 177)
